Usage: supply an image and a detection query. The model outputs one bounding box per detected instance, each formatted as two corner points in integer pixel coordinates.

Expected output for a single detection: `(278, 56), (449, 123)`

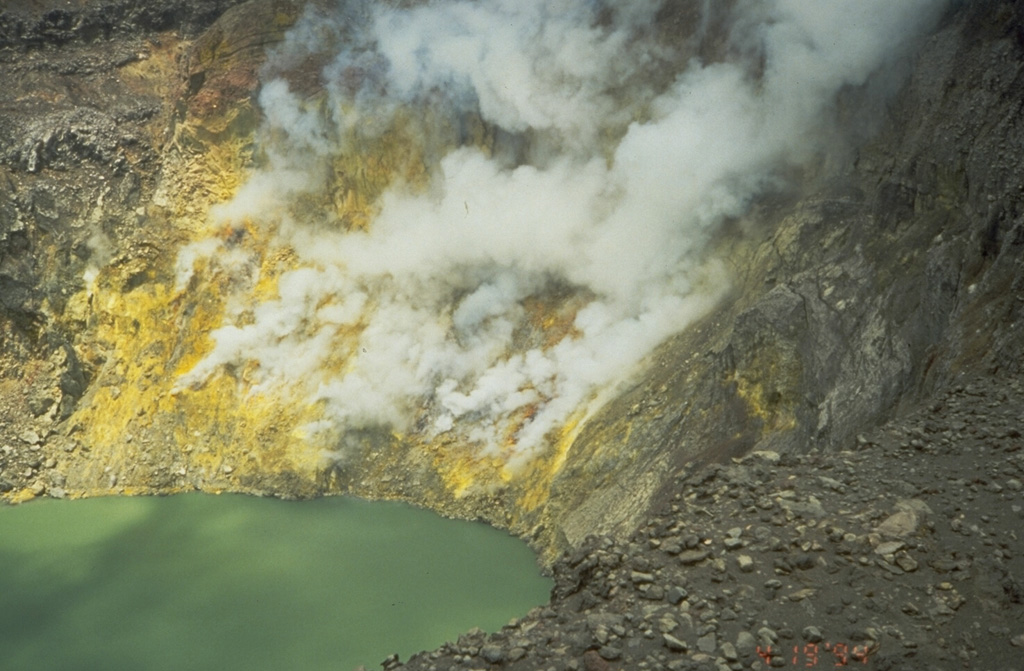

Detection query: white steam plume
(175, 0), (948, 468)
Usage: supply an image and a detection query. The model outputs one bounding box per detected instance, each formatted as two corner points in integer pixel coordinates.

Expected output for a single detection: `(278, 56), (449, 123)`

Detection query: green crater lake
(0, 493), (552, 670)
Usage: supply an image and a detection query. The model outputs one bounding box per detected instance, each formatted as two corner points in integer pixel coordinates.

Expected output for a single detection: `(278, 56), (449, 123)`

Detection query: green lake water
(0, 493), (552, 671)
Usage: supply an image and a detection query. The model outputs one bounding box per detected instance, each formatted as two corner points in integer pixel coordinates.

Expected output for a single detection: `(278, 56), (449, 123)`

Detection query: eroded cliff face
(1, 0), (1021, 562)
(550, 2), (1024, 551)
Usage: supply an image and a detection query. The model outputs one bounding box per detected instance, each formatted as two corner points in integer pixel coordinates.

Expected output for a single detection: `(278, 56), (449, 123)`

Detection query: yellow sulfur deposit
(54, 67), (587, 520)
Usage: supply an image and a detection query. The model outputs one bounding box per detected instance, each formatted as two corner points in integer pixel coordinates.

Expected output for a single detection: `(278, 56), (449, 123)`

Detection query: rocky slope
(1, 0), (1023, 668)
(392, 373), (1023, 670)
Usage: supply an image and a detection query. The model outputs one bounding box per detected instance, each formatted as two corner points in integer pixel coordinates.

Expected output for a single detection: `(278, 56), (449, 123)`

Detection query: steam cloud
(175, 0), (948, 468)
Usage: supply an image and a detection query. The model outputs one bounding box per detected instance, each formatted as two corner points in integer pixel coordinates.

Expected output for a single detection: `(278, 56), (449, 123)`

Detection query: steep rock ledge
(537, 0), (1024, 555)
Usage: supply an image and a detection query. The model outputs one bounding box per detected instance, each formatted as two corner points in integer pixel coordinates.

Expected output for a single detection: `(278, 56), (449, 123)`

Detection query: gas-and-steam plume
(173, 0), (950, 469)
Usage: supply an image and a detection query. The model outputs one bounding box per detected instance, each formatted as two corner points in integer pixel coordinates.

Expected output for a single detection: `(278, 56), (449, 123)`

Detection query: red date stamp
(757, 643), (874, 667)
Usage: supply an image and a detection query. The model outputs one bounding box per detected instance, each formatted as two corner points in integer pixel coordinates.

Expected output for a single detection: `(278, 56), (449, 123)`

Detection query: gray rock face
(0, 0), (248, 47)
(541, 0), (1024, 558)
